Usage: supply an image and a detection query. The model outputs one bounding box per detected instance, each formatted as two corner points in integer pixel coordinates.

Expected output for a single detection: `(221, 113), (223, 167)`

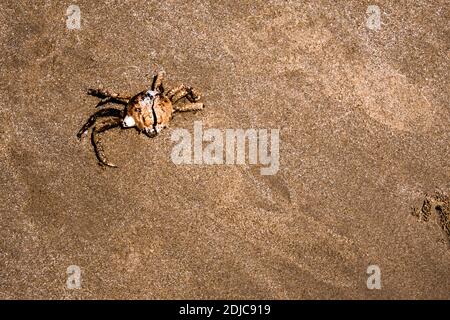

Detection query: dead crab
(77, 71), (204, 167)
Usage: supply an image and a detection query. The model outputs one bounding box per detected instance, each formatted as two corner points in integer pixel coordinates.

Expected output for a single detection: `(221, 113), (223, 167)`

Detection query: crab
(77, 71), (204, 167)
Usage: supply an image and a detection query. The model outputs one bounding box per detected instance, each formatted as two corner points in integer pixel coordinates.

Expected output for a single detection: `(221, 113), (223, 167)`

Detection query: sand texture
(0, 0), (449, 299)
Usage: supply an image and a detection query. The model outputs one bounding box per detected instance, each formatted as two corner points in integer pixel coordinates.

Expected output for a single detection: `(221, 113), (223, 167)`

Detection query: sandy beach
(0, 0), (449, 299)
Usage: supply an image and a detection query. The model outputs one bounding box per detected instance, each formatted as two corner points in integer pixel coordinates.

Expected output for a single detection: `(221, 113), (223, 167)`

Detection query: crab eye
(135, 107), (142, 113)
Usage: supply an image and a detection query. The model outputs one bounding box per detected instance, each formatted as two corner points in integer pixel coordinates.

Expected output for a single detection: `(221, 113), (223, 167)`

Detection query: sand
(0, 0), (449, 299)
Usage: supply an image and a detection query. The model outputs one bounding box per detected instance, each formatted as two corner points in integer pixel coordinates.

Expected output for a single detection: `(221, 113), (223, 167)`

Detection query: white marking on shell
(146, 90), (158, 97)
(123, 115), (136, 127)
(143, 97), (152, 104)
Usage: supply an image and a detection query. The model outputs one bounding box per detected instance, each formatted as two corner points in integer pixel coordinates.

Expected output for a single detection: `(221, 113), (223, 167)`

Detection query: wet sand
(0, 0), (449, 299)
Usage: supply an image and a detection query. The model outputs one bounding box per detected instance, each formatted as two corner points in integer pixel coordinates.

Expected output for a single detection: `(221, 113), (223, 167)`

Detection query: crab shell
(123, 90), (174, 132)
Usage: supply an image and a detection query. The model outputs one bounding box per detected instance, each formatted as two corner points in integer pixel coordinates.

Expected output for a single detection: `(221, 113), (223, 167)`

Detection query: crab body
(122, 89), (174, 136)
(77, 71), (203, 167)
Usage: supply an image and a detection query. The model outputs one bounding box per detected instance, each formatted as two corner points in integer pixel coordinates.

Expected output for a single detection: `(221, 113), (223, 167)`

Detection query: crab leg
(88, 88), (131, 101)
(167, 84), (201, 103)
(91, 117), (122, 168)
(87, 88), (131, 107)
(151, 72), (165, 93)
(173, 102), (204, 113)
(77, 108), (123, 139)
